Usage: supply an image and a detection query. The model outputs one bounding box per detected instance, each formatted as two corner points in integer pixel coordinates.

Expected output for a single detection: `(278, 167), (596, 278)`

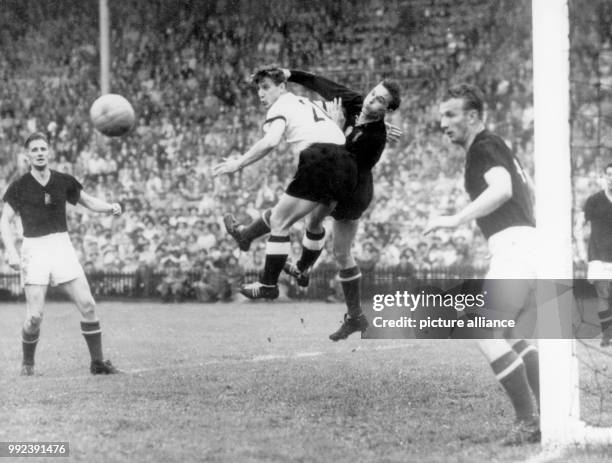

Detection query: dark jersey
(584, 191), (612, 261)
(465, 130), (535, 239)
(3, 170), (82, 238)
(288, 70), (387, 171)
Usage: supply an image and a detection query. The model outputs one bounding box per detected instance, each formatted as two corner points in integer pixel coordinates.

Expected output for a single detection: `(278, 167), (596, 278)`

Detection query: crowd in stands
(0, 0), (608, 299)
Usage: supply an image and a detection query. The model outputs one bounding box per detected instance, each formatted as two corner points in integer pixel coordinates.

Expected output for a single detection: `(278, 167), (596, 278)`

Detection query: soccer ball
(89, 94), (135, 137)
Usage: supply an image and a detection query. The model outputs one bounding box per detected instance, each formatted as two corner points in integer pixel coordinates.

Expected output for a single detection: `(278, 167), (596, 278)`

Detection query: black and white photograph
(0, 0), (611, 461)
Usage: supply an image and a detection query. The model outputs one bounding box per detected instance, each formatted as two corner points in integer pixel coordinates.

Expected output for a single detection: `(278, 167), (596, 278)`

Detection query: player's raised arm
(213, 118), (286, 176)
(77, 191), (122, 215)
(286, 69), (362, 114)
(0, 202), (20, 270)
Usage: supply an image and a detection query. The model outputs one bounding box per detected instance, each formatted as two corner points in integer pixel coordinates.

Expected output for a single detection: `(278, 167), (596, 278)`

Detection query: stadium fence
(0, 266), (491, 301)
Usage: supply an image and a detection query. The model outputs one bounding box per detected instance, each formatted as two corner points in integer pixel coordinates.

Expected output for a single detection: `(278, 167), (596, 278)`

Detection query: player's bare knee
(595, 281), (611, 299)
(268, 212), (285, 233)
(269, 218), (291, 235)
(78, 297), (97, 317)
(333, 248), (351, 268)
(25, 314), (43, 332)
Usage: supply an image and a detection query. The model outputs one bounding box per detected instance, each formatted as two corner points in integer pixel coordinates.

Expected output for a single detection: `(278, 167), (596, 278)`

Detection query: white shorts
(21, 232), (85, 286)
(486, 226), (537, 279)
(587, 261), (612, 281)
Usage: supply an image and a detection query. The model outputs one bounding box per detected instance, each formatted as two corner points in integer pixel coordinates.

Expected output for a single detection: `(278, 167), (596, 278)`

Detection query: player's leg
(21, 285), (47, 375)
(224, 209), (272, 252)
(60, 276), (119, 374)
(477, 339), (539, 444)
(284, 204), (333, 286)
(241, 194), (318, 299)
(505, 285), (540, 411)
(328, 219), (368, 341)
(473, 285), (539, 443)
(593, 280), (612, 347)
(484, 233), (541, 417)
(509, 339), (540, 411)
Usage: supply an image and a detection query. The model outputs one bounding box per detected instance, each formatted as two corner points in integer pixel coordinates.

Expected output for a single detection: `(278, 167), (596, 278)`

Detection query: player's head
(24, 132), (50, 170)
(363, 80), (401, 118)
(440, 83), (485, 146)
(604, 162), (612, 189)
(252, 67), (287, 108)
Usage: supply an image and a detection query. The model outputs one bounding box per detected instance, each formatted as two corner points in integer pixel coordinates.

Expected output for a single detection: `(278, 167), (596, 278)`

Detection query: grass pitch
(0, 300), (611, 463)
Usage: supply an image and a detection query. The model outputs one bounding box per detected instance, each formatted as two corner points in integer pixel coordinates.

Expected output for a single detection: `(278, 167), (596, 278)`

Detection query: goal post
(533, 0), (612, 449)
(99, 0), (110, 95)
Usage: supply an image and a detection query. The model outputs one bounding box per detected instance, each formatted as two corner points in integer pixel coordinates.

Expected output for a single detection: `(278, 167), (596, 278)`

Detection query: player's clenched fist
(110, 203), (122, 215)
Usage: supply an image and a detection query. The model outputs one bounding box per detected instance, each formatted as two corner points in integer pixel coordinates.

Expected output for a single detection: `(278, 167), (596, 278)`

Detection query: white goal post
(533, 0), (612, 449)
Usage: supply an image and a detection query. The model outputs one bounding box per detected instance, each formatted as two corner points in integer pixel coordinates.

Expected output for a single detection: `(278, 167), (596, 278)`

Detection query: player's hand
(110, 203), (122, 216)
(281, 68), (291, 79)
(213, 158), (242, 177)
(423, 215), (461, 235)
(385, 123), (403, 143)
(327, 97), (345, 128)
(6, 252), (20, 271)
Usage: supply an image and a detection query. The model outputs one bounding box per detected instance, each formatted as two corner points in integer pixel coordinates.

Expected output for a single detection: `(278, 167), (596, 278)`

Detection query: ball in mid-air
(90, 94), (135, 137)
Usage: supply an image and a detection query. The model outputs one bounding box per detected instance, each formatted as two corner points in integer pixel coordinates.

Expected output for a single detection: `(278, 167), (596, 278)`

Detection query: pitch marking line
(0, 343), (414, 382)
(128, 343), (413, 374)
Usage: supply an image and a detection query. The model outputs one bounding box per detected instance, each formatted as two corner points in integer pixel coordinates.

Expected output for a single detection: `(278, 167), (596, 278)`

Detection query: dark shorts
(285, 143), (358, 205)
(331, 172), (373, 221)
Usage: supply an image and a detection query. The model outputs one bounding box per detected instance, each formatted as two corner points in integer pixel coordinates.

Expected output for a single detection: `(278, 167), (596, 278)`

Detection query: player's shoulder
(587, 190), (606, 204)
(51, 169), (78, 182)
(473, 130), (507, 148)
(271, 92), (298, 108)
(8, 171), (32, 188)
(470, 130), (511, 157)
(265, 92), (292, 117)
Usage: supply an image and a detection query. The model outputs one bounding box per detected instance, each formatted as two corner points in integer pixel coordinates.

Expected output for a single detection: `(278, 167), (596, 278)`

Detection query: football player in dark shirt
(577, 162), (612, 347)
(424, 84), (540, 445)
(0, 132), (122, 376)
(282, 69), (401, 341)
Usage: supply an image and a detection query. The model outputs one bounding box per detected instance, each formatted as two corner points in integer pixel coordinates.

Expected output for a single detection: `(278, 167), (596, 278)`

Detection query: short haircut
(444, 83), (485, 119)
(24, 132), (48, 149)
(605, 162), (612, 173)
(251, 67), (287, 85)
(381, 79), (401, 111)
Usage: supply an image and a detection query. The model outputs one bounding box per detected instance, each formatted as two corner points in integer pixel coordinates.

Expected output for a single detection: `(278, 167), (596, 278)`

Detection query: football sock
(22, 328), (40, 366)
(490, 350), (536, 422)
(297, 229), (325, 272)
(261, 235), (290, 286)
(339, 266), (362, 318)
(242, 209), (272, 243)
(598, 308), (612, 333)
(511, 340), (540, 410)
(81, 321), (103, 362)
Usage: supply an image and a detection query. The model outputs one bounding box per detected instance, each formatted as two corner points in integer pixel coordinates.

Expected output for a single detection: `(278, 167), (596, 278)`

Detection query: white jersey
(263, 92), (345, 154)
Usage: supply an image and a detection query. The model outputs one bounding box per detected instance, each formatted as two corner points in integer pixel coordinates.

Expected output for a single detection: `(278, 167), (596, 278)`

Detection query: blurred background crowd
(0, 0), (609, 300)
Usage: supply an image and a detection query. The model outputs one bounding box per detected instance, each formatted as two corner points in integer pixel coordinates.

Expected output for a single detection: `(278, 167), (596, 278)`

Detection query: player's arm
(0, 202), (20, 270)
(424, 167), (512, 233)
(285, 69), (362, 112)
(78, 191), (122, 215)
(213, 119), (286, 176)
